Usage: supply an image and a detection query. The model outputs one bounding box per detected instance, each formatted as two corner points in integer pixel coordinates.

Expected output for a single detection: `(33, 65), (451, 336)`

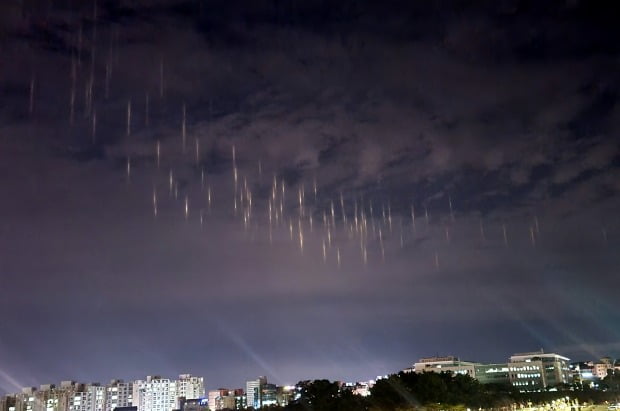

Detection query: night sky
(1, 0), (620, 394)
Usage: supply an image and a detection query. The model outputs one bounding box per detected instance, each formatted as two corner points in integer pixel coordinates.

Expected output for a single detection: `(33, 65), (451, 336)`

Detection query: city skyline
(2, 347), (620, 409)
(1, 0), (619, 396)
(1, 347), (618, 397)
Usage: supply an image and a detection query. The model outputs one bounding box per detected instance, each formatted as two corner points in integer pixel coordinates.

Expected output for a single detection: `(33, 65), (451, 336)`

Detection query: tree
(602, 370), (620, 392)
(285, 379), (369, 411)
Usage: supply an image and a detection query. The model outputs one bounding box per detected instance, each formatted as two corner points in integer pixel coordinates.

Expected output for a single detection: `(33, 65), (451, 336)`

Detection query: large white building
(132, 374), (204, 411)
(176, 374), (205, 401)
(508, 350), (571, 391)
(405, 356), (480, 377)
(131, 374), (205, 411)
(405, 350), (573, 391)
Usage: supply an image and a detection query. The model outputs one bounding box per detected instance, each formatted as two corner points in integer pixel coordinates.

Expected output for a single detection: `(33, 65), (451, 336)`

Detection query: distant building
(69, 382), (106, 411)
(133, 376), (178, 411)
(179, 398), (209, 411)
(243, 377), (293, 409)
(405, 356), (479, 377)
(0, 374), (202, 411)
(0, 396), (10, 411)
(593, 357), (614, 379)
(343, 381), (375, 397)
(233, 388), (246, 410)
(406, 350), (573, 390)
(132, 374), (204, 411)
(176, 375), (204, 401)
(208, 389), (227, 411)
(105, 380), (133, 411)
(508, 350), (571, 391)
(4, 383), (78, 411)
(474, 364), (510, 385)
(276, 385), (296, 405)
(260, 383), (277, 407)
(570, 362), (595, 387)
(246, 377), (267, 409)
(208, 389), (238, 410)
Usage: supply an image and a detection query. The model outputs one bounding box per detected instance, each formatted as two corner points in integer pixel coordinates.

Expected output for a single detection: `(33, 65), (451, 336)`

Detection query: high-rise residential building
(405, 356), (479, 377)
(132, 376), (178, 411)
(105, 380), (133, 411)
(0, 375), (202, 411)
(68, 382), (106, 411)
(5, 383), (74, 411)
(246, 377), (267, 409)
(176, 375), (204, 401)
(131, 374), (203, 411)
(11, 386), (39, 411)
(508, 350), (571, 391)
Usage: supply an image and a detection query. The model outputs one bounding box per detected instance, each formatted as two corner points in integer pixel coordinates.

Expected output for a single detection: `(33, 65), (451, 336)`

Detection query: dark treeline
(248, 371), (620, 411)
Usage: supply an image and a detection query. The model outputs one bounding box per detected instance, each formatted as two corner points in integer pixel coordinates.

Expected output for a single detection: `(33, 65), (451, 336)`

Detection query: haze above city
(0, 0), (619, 395)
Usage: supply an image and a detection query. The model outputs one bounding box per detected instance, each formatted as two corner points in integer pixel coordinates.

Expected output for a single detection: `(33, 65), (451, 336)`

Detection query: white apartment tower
(132, 376), (178, 411)
(104, 380), (133, 411)
(68, 383), (106, 411)
(176, 374), (205, 400)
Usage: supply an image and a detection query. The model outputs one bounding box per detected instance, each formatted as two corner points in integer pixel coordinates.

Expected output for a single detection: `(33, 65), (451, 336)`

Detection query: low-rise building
(508, 350), (571, 391)
(474, 363), (510, 385)
(179, 398), (209, 411)
(208, 389), (237, 411)
(405, 356), (479, 378)
(343, 381), (375, 397)
(570, 362), (595, 387)
(593, 357), (614, 379)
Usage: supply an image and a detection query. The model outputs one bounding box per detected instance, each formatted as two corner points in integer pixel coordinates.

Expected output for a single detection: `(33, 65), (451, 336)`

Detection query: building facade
(176, 375), (205, 401)
(179, 398), (209, 411)
(208, 389), (237, 411)
(245, 377), (267, 409)
(474, 364), (510, 385)
(406, 350), (573, 390)
(593, 357), (614, 379)
(69, 383), (106, 411)
(105, 380), (133, 411)
(406, 356), (479, 377)
(0, 374), (201, 411)
(508, 350), (571, 391)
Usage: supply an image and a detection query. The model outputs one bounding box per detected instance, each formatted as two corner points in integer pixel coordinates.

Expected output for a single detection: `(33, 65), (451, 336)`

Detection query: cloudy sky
(1, 0), (619, 394)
